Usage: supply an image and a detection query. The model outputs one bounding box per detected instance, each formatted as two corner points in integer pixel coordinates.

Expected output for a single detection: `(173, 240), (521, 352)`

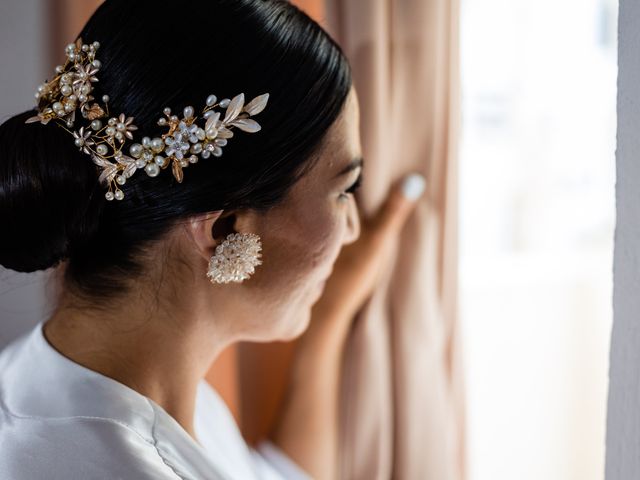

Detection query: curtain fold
(323, 0), (465, 478)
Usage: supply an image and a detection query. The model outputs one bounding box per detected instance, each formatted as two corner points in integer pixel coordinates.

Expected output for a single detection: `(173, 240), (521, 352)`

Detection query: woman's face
(231, 86), (363, 341)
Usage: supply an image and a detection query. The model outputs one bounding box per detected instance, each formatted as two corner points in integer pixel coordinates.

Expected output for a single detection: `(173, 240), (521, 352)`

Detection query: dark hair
(0, 0), (352, 299)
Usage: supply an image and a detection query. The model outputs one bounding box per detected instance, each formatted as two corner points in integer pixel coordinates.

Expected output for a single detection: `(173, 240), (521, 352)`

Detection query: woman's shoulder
(0, 324), (187, 479)
(0, 406), (183, 480)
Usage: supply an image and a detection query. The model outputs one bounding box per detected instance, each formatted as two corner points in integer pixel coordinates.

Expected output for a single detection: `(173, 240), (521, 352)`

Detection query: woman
(0, 0), (425, 478)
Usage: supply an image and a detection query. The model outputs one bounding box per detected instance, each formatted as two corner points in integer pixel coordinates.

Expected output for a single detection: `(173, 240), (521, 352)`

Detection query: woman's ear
(184, 209), (259, 262)
(184, 210), (224, 262)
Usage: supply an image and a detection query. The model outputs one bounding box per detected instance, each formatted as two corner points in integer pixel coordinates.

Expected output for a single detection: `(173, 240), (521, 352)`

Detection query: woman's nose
(344, 197), (361, 245)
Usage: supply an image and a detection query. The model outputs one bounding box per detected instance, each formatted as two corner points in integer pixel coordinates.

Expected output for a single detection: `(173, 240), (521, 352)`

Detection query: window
(459, 0), (617, 478)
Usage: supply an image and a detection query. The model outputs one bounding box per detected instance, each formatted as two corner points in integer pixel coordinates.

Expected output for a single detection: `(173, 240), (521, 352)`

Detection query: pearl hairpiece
(25, 37), (269, 201)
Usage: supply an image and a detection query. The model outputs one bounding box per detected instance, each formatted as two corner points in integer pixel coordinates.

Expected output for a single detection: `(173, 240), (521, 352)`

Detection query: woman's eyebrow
(334, 156), (364, 178)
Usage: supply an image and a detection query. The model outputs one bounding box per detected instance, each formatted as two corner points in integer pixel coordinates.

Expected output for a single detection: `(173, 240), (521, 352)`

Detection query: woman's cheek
(313, 209), (348, 273)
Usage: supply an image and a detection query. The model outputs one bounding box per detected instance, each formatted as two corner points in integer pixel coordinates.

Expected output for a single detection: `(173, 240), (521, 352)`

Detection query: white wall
(0, 0), (52, 348)
(606, 0), (640, 478)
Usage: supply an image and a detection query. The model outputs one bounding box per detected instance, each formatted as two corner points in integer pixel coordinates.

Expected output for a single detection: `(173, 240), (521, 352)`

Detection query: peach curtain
(238, 0), (465, 478)
(321, 1), (465, 478)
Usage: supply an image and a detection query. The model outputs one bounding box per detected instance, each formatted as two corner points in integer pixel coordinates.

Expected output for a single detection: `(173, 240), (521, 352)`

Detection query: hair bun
(0, 109), (101, 272)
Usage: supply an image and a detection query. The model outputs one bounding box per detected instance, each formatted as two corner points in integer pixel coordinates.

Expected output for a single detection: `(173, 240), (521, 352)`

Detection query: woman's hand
(268, 173), (426, 480)
(296, 172), (427, 357)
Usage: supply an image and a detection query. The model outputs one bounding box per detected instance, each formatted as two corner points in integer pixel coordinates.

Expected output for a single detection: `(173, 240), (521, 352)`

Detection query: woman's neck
(43, 290), (230, 442)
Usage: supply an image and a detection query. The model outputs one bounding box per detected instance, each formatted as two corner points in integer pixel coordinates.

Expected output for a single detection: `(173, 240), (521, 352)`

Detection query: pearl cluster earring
(206, 232), (263, 284)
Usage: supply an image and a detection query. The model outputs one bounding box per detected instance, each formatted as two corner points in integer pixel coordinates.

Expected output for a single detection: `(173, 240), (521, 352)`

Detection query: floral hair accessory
(25, 37), (269, 201)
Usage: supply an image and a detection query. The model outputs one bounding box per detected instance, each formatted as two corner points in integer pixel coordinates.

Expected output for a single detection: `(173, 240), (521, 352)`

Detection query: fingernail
(401, 173), (426, 200)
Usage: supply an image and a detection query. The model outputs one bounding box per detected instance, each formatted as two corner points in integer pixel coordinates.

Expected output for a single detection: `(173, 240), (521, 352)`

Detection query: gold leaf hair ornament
(25, 37), (269, 201)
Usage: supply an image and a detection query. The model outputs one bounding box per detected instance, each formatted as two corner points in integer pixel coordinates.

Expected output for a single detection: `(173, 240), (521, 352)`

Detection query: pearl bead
(170, 115), (178, 122)
(102, 95), (109, 102)
(142, 136), (151, 147)
(78, 94), (87, 103)
(219, 98), (231, 108)
(64, 102), (74, 113)
(80, 85), (90, 95)
(90, 119), (102, 131)
(135, 159), (146, 168)
(180, 159), (188, 167)
(81, 44), (89, 52)
(163, 107), (171, 115)
(68, 94), (77, 102)
(206, 94), (217, 106)
(154, 155), (166, 166)
(183, 106), (194, 118)
(96, 144), (108, 155)
(92, 60), (101, 69)
(157, 117), (167, 126)
(65, 43), (75, 53)
(92, 41), (100, 49)
(60, 85), (72, 96)
(105, 191), (115, 201)
(55, 65), (64, 73)
(116, 122), (126, 131)
(129, 143), (143, 158)
(53, 101), (63, 111)
(116, 175), (126, 185)
(105, 126), (115, 136)
(151, 138), (164, 152)
(114, 190), (124, 200)
(74, 138), (84, 147)
(66, 120), (74, 128)
(145, 163), (160, 177)
(189, 155), (198, 163)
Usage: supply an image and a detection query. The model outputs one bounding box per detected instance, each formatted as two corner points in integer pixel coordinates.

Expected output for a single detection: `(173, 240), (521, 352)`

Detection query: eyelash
(341, 174), (363, 199)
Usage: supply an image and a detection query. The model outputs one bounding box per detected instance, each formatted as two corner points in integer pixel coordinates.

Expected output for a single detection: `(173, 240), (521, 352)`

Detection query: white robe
(0, 321), (312, 479)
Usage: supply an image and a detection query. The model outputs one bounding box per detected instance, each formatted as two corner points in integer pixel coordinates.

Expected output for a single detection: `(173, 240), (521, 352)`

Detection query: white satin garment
(0, 321), (312, 480)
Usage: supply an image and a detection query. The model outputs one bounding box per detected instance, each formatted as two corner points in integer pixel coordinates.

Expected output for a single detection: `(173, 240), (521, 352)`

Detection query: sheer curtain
(237, 1), (465, 478)
(322, 1), (464, 478)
